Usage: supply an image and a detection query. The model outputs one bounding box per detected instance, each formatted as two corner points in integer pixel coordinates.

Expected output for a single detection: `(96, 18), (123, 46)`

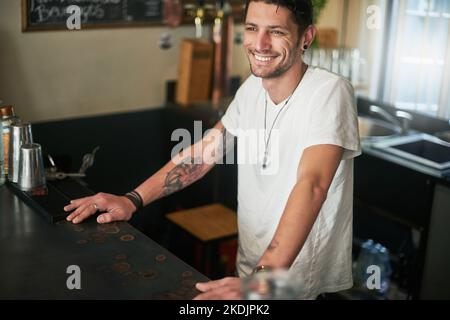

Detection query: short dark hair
(244, 0), (314, 33)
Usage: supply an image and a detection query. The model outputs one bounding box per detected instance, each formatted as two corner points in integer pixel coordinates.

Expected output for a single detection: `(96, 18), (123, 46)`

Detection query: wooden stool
(166, 204), (238, 278)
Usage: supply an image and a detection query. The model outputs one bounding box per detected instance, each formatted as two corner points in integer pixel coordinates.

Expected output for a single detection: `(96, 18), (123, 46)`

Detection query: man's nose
(255, 31), (271, 52)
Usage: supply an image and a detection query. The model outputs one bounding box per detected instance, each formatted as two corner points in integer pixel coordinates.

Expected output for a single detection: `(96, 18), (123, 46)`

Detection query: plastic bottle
(354, 239), (375, 288)
(374, 244), (392, 297)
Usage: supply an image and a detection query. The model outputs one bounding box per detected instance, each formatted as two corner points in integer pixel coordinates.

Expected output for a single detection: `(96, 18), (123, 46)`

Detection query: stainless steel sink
(372, 133), (450, 170)
(435, 131), (450, 144)
(358, 116), (401, 141)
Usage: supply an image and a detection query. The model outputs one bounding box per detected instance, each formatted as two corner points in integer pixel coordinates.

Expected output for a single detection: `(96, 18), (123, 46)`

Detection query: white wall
(0, 0), (249, 122)
(0, 0), (344, 123)
(316, 0), (362, 48)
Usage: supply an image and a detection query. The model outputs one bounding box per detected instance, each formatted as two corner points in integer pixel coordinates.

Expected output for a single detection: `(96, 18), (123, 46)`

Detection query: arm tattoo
(162, 126), (233, 197)
(163, 157), (206, 196)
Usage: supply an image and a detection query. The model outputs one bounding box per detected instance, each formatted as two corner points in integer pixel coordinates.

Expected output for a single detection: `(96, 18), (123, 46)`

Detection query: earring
(303, 44), (309, 51)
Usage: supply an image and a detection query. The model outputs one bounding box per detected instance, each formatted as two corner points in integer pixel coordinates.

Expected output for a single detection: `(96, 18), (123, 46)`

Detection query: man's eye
(245, 26), (257, 32)
(271, 30), (285, 35)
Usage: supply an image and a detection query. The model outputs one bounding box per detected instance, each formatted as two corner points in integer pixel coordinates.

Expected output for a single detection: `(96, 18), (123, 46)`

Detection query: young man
(64, 0), (360, 300)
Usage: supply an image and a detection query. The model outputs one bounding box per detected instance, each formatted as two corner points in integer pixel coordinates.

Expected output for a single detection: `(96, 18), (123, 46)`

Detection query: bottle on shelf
(0, 119), (4, 185)
(0, 105), (18, 179)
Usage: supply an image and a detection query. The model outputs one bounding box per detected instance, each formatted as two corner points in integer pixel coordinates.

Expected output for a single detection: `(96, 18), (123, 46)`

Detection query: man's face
(243, 1), (303, 79)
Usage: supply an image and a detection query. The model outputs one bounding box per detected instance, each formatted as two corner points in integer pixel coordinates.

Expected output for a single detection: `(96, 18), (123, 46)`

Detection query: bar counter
(0, 180), (208, 299)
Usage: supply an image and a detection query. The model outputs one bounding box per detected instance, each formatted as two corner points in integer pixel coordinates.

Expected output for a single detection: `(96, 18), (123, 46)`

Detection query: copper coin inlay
(120, 234), (135, 242)
(182, 271), (193, 278)
(72, 225), (85, 232)
(139, 269), (157, 280)
(155, 254), (166, 262)
(112, 262), (131, 273)
(98, 224), (120, 234)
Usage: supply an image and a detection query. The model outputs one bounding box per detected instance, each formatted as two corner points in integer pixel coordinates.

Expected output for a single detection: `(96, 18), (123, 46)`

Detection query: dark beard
(249, 62), (292, 79)
(247, 46), (301, 79)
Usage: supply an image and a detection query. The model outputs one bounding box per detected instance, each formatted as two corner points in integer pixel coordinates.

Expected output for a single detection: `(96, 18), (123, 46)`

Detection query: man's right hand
(64, 193), (137, 224)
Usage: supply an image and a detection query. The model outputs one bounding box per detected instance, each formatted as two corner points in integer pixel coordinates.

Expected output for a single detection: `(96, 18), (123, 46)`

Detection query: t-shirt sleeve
(221, 81), (246, 137)
(221, 98), (240, 136)
(305, 77), (361, 160)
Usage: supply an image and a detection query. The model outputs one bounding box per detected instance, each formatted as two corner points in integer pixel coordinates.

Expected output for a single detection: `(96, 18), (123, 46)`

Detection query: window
(382, 0), (450, 118)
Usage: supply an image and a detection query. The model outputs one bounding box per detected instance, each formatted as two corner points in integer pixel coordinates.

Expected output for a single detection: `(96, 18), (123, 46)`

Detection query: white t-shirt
(221, 66), (361, 299)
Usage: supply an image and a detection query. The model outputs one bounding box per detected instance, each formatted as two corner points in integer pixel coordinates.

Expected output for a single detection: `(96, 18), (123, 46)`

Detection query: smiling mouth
(252, 53), (277, 62)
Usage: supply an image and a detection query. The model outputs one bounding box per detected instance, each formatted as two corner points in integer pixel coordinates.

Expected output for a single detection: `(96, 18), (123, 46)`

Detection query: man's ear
(301, 25), (317, 49)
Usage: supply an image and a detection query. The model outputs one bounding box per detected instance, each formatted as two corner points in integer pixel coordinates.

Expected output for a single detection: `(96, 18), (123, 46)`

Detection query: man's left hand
(194, 277), (242, 300)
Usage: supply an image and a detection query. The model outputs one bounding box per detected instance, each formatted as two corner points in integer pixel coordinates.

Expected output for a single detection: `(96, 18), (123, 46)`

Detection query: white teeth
(254, 54), (274, 62)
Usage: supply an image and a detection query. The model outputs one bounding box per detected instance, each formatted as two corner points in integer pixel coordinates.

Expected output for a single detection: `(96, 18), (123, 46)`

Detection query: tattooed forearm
(161, 124), (233, 198)
(162, 157), (206, 196)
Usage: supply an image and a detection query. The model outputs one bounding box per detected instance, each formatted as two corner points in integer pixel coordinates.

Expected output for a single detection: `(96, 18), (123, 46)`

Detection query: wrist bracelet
(252, 265), (273, 275)
(124, 190), (143, 210)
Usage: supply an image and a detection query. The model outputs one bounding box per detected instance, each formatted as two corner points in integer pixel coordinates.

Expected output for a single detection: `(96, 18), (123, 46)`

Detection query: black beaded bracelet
(124, 190), (143, 210)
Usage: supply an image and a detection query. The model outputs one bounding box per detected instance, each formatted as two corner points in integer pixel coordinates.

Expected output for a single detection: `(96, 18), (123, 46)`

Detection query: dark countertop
(0, 181), (208, 299)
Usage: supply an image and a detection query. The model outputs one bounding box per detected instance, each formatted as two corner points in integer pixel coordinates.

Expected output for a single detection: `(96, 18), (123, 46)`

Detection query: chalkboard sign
(22, 0), (163, 31)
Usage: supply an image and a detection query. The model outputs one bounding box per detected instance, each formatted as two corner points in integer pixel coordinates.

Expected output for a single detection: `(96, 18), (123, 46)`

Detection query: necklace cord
(262, 65), (309, 169)
(263, 93), (293, 168)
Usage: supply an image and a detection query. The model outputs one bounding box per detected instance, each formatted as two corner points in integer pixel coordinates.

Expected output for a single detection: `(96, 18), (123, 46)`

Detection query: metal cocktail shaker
(17, 143), (46, 191)
(8, 123), (33, 183)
